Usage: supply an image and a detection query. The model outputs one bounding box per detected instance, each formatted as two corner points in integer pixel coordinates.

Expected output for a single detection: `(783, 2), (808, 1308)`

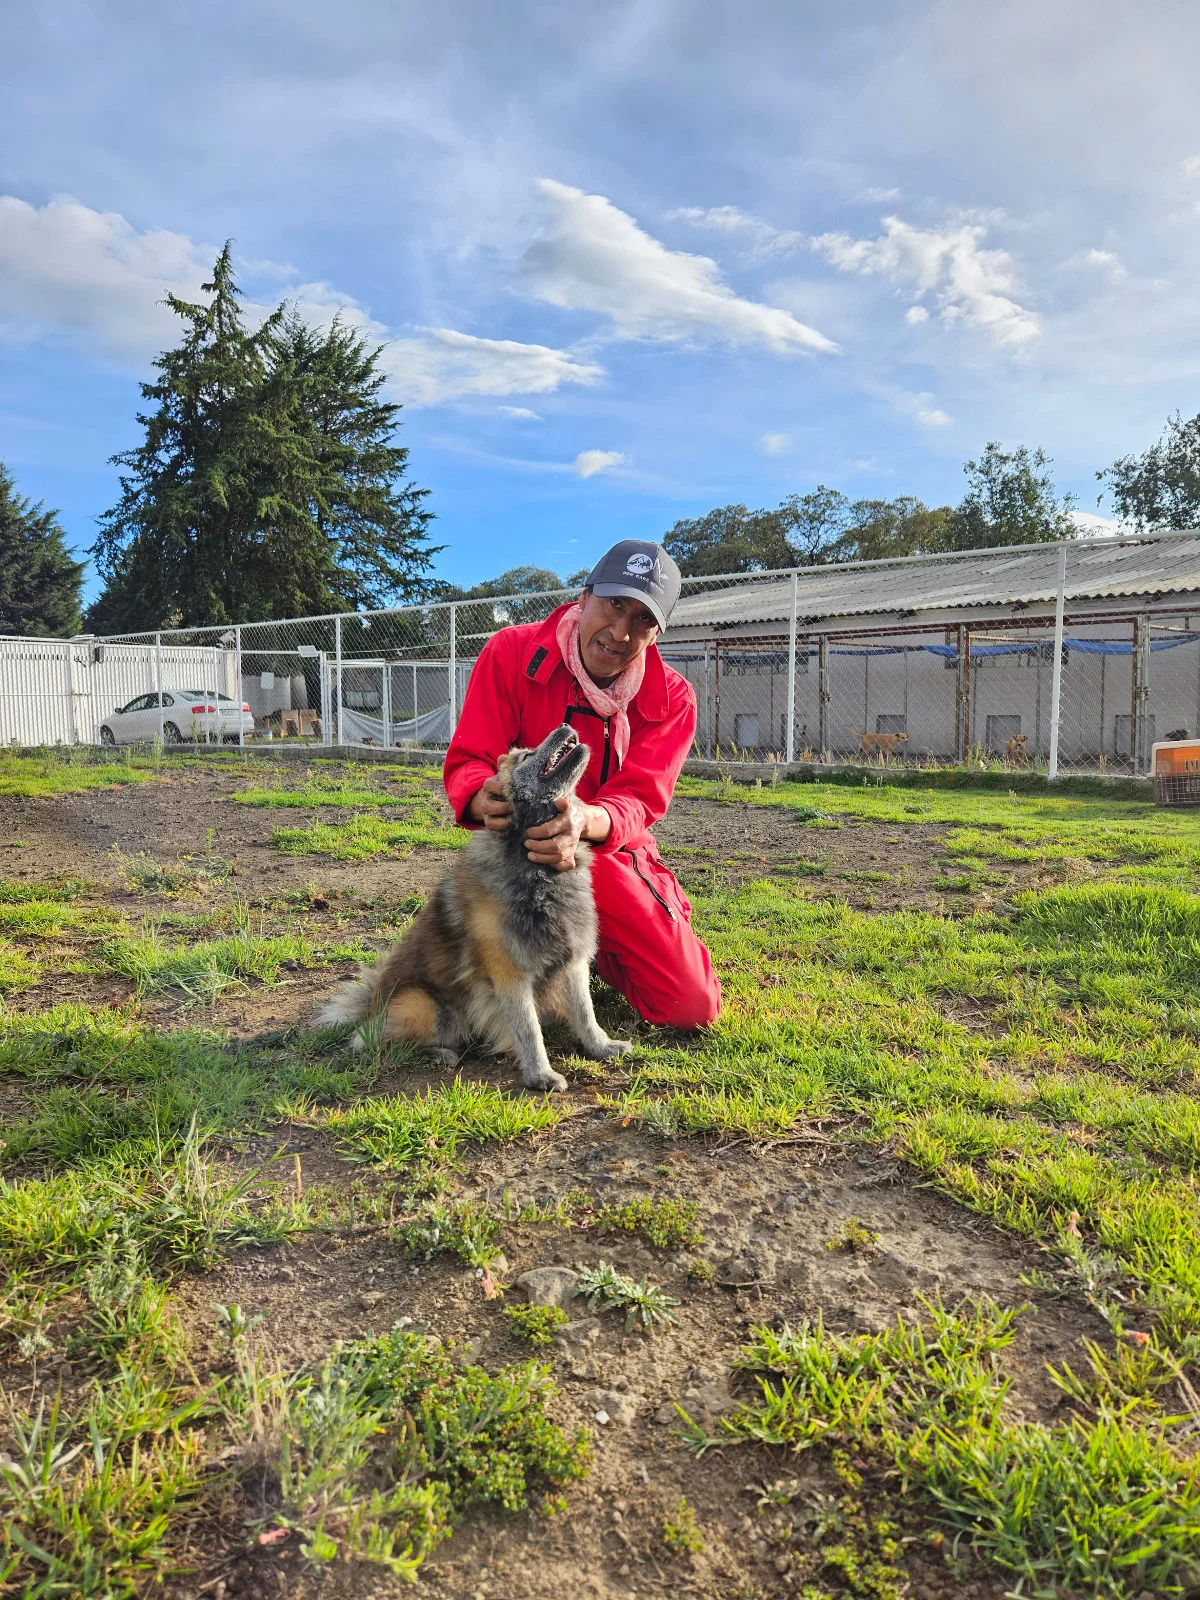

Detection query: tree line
(4, 241), (1200, 636)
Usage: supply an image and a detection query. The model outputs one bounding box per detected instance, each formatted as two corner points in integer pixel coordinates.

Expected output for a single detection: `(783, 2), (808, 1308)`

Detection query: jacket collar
(524, 603), (670, 722)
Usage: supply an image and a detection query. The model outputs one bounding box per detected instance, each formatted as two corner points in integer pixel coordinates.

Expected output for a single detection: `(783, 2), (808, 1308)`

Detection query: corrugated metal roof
(668, 537), (1200, 630)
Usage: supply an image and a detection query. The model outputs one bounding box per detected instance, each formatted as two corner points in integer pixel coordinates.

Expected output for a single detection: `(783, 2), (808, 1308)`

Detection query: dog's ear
(495, 747), (534, 795)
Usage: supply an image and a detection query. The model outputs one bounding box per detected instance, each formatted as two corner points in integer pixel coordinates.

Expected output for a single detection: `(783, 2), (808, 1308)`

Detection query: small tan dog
(1005, 732), (1029, 764)
(851, 728), (909, 761)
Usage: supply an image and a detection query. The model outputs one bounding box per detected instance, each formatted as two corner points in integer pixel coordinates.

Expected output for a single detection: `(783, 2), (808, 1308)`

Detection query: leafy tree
(1099, 412), (1200, 530)
(0, 463), (84, 636)
(447, 565), (566, 600)
(665, 501), (804, 575)
(441, 565), (571, 627)
(88, 246), (437, 632)
(944, 442), (1076, 550)
(665, 489), (951, 573)
(825, 497), (952, 563)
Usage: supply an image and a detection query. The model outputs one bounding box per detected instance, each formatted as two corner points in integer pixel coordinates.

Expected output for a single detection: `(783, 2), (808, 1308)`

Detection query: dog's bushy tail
(315, 961), (384, 1031)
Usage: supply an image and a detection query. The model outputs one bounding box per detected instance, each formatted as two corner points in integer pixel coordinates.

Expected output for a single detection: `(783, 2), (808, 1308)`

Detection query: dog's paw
(524, 1067), (569, 1094)
(591, 1037), (633, 1060)
(426, 1047), (461, 1068)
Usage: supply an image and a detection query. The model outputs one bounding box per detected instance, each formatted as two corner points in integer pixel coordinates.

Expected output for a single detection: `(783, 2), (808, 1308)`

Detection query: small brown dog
(1005, 732), (1029, 763)
(851, 728), (909, 761)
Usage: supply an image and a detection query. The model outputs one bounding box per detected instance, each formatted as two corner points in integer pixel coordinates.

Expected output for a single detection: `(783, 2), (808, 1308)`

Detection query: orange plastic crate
(1153, 740), (1200, 805)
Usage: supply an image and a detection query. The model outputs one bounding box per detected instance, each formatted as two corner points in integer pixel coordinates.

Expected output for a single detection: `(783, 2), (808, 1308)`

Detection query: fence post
(1048, 544), (1067, 780)
(381, 660), (392, 749)
(703, 643), (711, 756)
(448, 604), (458, 738)
(955, 624), (970, 764)
(155, 633), (164, 744)
(60, 643), (78, 745)
(818, 636), (829, 760)
(713, 641), (721, 754)
(235, 626), (244, 748)
(1133, 612), (1151, 775)
(334, 616), (343, 747)
(785, 570), (798, 765)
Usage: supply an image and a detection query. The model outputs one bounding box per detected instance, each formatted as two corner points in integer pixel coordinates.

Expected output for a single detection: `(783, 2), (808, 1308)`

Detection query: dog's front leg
(563, 960), (632, 1060)
(494, 982), (568, 1092)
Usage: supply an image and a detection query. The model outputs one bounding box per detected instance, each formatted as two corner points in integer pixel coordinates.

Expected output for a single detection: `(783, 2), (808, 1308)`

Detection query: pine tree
(87, 246), (437, 632)
(0, 463), (84, 637)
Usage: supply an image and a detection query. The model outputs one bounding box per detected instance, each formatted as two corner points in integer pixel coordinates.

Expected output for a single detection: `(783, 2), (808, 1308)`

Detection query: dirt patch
(1, 762), (459, 1033)
(656, 800), (1047, 913)
(156, 1121), (1076, 1600)
(0, 759), (1111, 1599)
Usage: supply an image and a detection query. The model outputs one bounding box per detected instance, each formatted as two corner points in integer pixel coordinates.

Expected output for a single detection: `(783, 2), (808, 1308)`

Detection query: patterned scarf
(554, 602), (645, 767)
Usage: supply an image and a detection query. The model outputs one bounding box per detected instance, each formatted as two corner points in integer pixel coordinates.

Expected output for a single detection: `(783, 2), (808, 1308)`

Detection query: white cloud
(1184, 157), (1200, 179)
(383, 329), (603, 407)
(523, 180), (837, 355)
(904, 304), (930, 324)
(0, 194), (214, 357)
(1063, 247), (1127, 280)
(760, 432), (790, 453)
(916, 405), (952, 427)
(0, 194), (604, 408)
(668, 203), (806, 258)
(862, 187), (901, 203)
(572, 448), (626, 478)
(498, 405), (544, 420)
(811, 214), (1039, 347)
(1070, 510), (1122, 535)
(888, 388), (954, 428)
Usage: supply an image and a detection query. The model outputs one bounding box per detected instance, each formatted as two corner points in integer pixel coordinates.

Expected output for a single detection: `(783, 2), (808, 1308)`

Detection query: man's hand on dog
(523, 796), (590, 871)
(468, 778), (610, 871)
(468, 773), (513, 833)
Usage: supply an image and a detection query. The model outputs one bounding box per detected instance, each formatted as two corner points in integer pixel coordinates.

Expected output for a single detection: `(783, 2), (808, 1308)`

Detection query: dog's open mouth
(542, 728), (579, 776)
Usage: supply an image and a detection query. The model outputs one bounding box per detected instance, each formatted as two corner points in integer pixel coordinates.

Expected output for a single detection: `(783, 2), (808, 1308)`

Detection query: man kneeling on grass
(443, 540), (721, 1031)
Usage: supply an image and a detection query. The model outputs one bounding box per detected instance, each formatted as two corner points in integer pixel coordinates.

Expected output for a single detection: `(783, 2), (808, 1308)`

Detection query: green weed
(391, 1198), (502, 1268)
(97, 912), (347, 1000)
(504, 1305), (568, 1346)
(272, 813), (465, 859)
(573, 1262), (680, 1332)
(705, 1301), (1200, 1598)
(111, 845), (233, 895)
(662, 1495), (704, 1554)
(0, 749), (164, 798)
(573, 1194), (703, 1249)
(228, 1326), (588, 1577)
(319, 1081), (564, 1170)
(826, 1219), (879, 1255)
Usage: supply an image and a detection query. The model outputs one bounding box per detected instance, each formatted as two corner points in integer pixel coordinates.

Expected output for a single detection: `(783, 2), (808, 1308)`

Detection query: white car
(99, 690), (255, 745)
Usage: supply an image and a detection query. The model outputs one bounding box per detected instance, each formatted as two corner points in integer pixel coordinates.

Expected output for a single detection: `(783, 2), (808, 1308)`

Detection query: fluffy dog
(318, 724), (631, 1092)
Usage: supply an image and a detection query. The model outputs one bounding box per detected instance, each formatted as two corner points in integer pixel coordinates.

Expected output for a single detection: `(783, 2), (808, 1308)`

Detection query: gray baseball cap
(585, 540), (682, 632)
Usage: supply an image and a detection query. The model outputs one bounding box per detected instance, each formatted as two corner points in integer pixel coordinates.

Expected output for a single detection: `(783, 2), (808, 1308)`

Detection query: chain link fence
(7, 531), (1200, 777)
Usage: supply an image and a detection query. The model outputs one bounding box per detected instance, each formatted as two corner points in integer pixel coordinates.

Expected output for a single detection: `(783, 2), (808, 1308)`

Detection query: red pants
(591, 843), (721, 1030)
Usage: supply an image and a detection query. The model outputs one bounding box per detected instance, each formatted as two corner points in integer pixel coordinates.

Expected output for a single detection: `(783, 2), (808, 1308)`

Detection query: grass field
(3, 750), (1200, 1597)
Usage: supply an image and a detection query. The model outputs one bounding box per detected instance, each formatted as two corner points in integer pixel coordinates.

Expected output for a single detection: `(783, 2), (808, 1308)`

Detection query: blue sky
(3, 0), (1200, 603)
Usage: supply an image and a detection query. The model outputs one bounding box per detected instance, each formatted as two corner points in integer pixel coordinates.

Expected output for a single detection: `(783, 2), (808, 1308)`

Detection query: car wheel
(163, 722), (184, 744)
(99, 725), (116, 746)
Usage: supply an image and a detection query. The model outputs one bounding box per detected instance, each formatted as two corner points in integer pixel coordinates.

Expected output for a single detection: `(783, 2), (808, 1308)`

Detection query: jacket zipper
(563, 700), (612, 784)
(621, 846), (677, 921)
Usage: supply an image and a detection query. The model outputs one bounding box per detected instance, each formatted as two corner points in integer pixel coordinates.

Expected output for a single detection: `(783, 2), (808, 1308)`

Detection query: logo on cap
(624, 552), (654, 577)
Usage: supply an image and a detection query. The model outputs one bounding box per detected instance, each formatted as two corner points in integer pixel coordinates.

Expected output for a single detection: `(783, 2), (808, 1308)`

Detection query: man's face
(577, 589), (660, 683)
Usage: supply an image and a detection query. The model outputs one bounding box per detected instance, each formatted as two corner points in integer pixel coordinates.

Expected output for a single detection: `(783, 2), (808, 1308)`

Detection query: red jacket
(443, 604), (697, 855)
